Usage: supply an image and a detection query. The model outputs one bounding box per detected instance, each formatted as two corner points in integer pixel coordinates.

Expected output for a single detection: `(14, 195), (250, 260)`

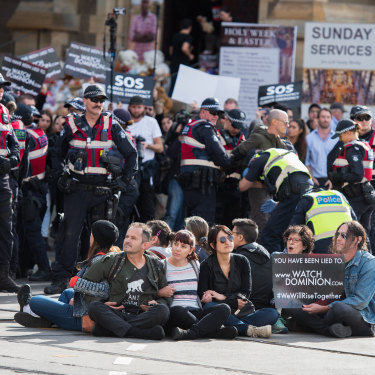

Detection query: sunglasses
(336, 232), (348, 240)
(89, 97), (106, 104)
(218, 235), (234, 243)
(355, 115), (371, 122)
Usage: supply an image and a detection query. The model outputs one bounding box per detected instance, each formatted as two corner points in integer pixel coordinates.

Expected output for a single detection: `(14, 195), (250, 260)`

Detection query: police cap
(64, 97), (85, 112)
(13, 103), (33, 125)
(0, 73), (11, 87)
(331, 119), (357, 139)
(225, 109), (246, 129)
(350, 105), (372, 120)
(83, 84), (108, 100)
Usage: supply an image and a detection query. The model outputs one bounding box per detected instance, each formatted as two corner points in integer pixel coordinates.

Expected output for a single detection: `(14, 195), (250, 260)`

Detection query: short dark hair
(207, 224), (232, 255)
(308, 103), (321, 112)
(179, 18), (192, 30)
(146, 220), (172, 247)
(129, 222), (152, 243)
(232, 218), (258, 243)
(318, 108), (332, 118)
(283, 225), (314, 253)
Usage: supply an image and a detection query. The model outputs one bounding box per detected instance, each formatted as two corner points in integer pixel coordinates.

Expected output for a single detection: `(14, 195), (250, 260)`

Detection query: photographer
(127, 96), (163, 222)
(161, 111), (191, 230)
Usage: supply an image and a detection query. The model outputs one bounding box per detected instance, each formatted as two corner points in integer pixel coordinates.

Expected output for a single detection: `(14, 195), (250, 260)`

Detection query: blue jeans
(163, 179), (184, 231)
(29, 288), (82, 331)
(203, 302), (278, 336)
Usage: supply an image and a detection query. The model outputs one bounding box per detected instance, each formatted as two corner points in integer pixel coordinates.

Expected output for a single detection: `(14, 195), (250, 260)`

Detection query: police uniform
(216, 109), (246, 226)
(328, 119), (375, 246)
(179, 98), (233, 224)
(244, 148), (313, 253)
(290, 189), (355, 253)
(46, 87), (137, 294)
(0, 76), (21, 292)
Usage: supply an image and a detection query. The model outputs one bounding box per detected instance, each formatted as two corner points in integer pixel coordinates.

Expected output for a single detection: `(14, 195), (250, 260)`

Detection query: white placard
(172, 65), (240, 108)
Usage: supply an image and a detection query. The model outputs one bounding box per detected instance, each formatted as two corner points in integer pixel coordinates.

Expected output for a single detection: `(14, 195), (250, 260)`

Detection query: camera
(165, 110), (191, 145)
(135, 135), (146, 160)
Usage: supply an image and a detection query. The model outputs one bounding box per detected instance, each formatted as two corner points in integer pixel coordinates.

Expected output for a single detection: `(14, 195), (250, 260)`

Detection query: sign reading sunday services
(1, 56), (47, 97)
(64, 42), (110, 81)
(273, 254), (345, 308)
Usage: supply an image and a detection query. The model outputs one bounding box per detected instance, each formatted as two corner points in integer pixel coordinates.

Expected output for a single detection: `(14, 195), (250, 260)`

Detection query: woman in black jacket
(198, 225), (278, 338)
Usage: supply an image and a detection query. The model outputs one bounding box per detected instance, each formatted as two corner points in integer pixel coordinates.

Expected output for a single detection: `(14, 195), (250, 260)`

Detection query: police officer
(290, 189), (356, 253)
(45, 84), (137, 294)
(216, 109), (246, 226)
(328, 119), (375, 248)
(179, 97), (233, 223)
(0, 74), (21, 292)
(239, 148), (313, 253)
(64, 97), (85, 115)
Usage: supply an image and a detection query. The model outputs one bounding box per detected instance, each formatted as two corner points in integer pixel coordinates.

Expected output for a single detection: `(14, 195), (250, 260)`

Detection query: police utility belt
(178, 168), (221, 194)
(58, 174), (112, 197)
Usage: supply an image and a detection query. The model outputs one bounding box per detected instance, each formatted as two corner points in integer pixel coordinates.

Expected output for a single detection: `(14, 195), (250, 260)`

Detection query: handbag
(234, 293), (255, 318)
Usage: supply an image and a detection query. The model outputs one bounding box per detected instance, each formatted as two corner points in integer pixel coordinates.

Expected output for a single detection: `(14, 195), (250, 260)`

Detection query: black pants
(183, 188), (216, 225)
(216, 179), (242, 228)
(0, 176), (13, 265)
(137, 178), (156, 223)
(88, 301), (170, 337)
(9, 176), (20, 273)
(284, 302), (374, 337)
(167, 304), (231, 337)
(52, 190), (109, 280)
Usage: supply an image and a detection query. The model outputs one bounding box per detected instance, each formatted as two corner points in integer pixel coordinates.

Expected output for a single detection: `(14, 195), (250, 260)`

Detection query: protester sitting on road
(146, 220), (173, 259)
(158, 230), (237, 340)
(14, 220), (120, 331)
(198, 225), (278, 338)
(279, 225), (315, 255)
(283, 221), (375, 338)
(185, 216), (210, 263)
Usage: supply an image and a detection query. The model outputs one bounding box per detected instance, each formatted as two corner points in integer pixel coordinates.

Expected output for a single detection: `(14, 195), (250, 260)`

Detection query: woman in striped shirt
(159, 229), (237, 340)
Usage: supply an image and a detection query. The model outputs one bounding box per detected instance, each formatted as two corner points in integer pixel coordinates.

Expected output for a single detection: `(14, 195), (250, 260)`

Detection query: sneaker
(272, 317), (289, 334)
(14, 312), (52, 328)
(328, 323), (352, 338)
(44, 279), (68, 295)
(247, 325), (272, 338)
(17, 284), (32, 312)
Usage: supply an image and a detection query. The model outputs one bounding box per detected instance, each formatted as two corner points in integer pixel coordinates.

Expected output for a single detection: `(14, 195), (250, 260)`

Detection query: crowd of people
(0, 65), (374, 341)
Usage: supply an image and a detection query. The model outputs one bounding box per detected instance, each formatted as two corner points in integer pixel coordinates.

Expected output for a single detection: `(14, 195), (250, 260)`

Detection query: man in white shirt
(128, 96), (163, 221)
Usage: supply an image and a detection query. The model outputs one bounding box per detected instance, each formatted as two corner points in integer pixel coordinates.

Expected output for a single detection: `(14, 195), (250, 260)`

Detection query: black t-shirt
(171, 33), (193, 72)
(121, 264), (151, 314)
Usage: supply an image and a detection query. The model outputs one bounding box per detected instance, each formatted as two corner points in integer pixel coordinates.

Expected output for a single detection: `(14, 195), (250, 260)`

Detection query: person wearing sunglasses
(283, 221), (375, 338)
(198, 224), (278, 338)
(45, 84), (137, 295)
(179, 97), (234, 224)
(328, 119), (375, 251)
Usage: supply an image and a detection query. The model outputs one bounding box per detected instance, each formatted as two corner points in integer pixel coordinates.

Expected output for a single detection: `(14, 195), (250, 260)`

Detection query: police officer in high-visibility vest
(45, 85), (137, 294)
(216, 109), (247, 226)
(0, 74), (21, 293)
(239, 148), (313, 253)
(179, 97), (233, 224)
(290, 189), (356, 253)
(328, 119), (375, 249)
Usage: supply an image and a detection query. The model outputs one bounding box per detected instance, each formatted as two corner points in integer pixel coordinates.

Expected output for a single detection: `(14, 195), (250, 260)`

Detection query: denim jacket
(331, 250), (375, 324)
(72, 255), (110, 317)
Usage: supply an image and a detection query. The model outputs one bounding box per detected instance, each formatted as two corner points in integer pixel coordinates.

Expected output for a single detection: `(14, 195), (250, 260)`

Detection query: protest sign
(172, 64), (240, 108)
(258, 81), (302, 108)
(302, 22), (375, 116)
(19, 46), (62, 81)
(1, 56), (46, 97)
(220, 23), (297, 120)
(106, 72), (154, 106)
(64, 42), (110, 81)
(273, 254), (345, 308)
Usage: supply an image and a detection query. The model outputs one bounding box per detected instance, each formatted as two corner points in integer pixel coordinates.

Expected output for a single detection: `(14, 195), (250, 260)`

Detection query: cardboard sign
(64, 42), (110, 81)
(106, 72), (154, 106)
(258, 81), (302, 108)
(1, 56), (47, 97)
(273, 254), (345, 308)
(19, 46), (63, 81)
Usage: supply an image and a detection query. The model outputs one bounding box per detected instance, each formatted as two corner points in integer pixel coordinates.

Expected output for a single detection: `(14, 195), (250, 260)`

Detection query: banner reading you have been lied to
(273, 254), (345, 308)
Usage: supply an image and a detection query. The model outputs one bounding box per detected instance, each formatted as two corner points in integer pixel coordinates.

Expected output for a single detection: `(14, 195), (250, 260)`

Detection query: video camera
(135, 135), (146, 160)
(165, 110), (191, 145)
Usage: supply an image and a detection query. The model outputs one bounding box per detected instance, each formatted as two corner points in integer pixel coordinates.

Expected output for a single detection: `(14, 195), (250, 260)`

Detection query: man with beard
(127, 95), (163, 222)
(283, 221), (375, 338)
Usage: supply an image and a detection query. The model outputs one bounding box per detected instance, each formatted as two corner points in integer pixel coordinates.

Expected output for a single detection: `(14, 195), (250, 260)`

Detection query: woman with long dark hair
(198, 225), (279, 338)
(14, 220), (120, 331)
(287, 119), (308, 163)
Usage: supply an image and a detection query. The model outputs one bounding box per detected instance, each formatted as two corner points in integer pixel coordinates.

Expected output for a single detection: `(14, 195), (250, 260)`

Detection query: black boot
(209, 326), (238, 339)
(171, 326), (200, 341)
(17, 284), (32, 312)
(14, 312), (52, 328)
(44, 279), (68, 295)
(127, 325), (165, 340)
(29, 269), (51, 282)
(0, 264), (20, 293)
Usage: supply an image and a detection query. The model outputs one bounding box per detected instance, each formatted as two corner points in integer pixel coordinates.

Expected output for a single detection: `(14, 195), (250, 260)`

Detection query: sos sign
(114, 75), (144, 89)
(266, 84), (294, 96)
(258, 81), (302, 108)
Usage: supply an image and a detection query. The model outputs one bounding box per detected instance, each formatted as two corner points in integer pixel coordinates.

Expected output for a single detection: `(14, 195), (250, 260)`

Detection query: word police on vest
(316, 195), (342, 205)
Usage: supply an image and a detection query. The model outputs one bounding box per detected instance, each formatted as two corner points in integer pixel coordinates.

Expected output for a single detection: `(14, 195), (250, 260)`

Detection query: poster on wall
(127, 0), (164, 63)
(302, 23), (375, 117)
(220, 22), (297, 120)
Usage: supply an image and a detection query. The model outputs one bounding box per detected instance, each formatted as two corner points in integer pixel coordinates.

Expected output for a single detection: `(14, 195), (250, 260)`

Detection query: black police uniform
(244, 151), (313, 253)
(47, 113), (137, 293)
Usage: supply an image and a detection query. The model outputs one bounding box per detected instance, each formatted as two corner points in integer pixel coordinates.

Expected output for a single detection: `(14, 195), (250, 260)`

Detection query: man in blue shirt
(305, 108), (338, 189)
(283, 221), (375, 338)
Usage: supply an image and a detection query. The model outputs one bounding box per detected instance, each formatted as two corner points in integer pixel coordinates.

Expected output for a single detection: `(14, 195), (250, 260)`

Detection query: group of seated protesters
(14, 217), (375, 340)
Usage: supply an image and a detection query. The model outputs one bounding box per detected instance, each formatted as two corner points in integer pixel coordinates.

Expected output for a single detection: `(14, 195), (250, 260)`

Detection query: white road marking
(113, 356), (133, 365)
(126, 343), (147, 351)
